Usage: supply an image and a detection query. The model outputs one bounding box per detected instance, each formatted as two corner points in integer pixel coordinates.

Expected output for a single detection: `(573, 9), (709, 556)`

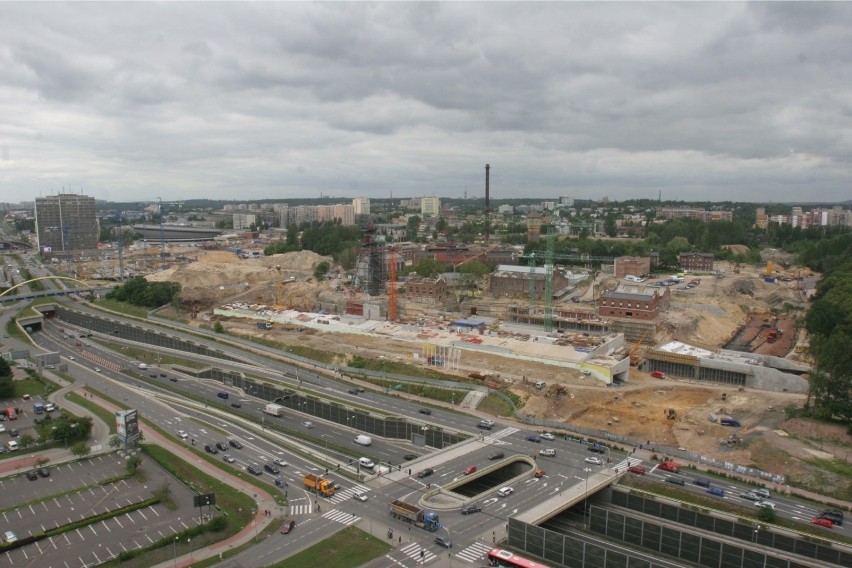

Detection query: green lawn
(268, 525), (391, 568)
(65, 391), (117, 434)
(93, 298), (150, 319)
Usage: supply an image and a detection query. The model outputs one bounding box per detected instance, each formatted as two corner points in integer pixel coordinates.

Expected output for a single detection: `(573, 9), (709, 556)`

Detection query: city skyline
(2, 3), (852, 204)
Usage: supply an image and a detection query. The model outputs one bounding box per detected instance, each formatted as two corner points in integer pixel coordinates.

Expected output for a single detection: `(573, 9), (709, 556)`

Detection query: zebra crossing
(455, 542), (492, 563)
(393, 542), (437, 564)
(321, 509), (361, 526)
(485, 427), (519, 444)
(612, 456), (643, 473)
(288, 504), (312, 515)
(330, 484), (370, 504)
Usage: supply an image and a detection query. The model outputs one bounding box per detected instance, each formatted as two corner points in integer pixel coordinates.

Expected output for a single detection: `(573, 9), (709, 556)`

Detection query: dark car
(264, 463), (280, 475)
(665, 477), (685, 486)
(170, 377), (178, 382)
(246, 464), (262, 475)
(706, 487), (725, 497)
(38, 468), (50, 478)
(527, 435), (541, 443)
(215, 442), (228, 451)
(488, 452), (505, 460)
(819, 510), (844, 526)
(9, 429), (18, 437)
(419, 409), (432, 415)
(229, 439), (243, 449)
(150, 373), (158, 378)
(403, 454), (419, 461)
(347, 388), (360, 395)
(159, 372), (167, 377)
(693, 478), (711, 487)
(417, 468), (434, 479)
(25, 470), (38, 481)
(588, 445), (606, 454)
(230, 401), (242, 408)
(280, 520), (296, 534)
(204, 445), (219, 455)
(461, 503), (481, 515)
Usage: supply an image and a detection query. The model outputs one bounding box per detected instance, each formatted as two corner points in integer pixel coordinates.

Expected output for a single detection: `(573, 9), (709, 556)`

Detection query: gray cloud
(1, 2), (851, 203)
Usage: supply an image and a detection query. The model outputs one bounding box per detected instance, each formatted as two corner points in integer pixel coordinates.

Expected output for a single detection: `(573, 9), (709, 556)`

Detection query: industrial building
(489, 264), (579, 300)
(678, 252), (715, 272)
(34, 194), (99, 254)
(613, 256), (651, 279)
(597, 285), (670, 321)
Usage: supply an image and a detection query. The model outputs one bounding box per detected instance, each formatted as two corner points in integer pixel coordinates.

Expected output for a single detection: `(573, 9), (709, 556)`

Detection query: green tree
(314, 261), (331, 280)
(406, 216), (421, 242)
(70, 441), (91, 459)
(757, 506), (777, 523)
(126, 454), (143, 474)
(0, 376), (13, 399)
(0, 357), (10, 380)
(108, 435), (122, 450)
(19, 433), (35, 448)
(213, 321), (224, 333)
(409, 259), (444, 279)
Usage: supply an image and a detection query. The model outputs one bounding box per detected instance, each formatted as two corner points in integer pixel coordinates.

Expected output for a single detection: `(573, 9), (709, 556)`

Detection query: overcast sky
(2, 2), (851, 205)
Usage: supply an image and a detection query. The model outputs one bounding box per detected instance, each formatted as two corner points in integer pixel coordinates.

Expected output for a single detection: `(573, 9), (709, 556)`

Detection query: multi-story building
(405, 275), (447, 304)
(598, 285), (670, 321)
(421, 197), (441, 217)
(613, 256), (651, 279)
(34, 194), (98, 254)
(233, 213), (257, 230)
(489, 265), (574, 300)
(352, 197), (370, 215)
(559, 196), (575, 207)
(278, 204), (289, 228)
(678, 252), (715, 272)
(657, 207), (733, 223)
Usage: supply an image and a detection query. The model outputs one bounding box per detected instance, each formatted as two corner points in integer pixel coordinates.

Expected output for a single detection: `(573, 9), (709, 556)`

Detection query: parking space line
(78, 556), (85, 566)
(40, 501), (49, 512)
(145, 534), (154, 544)
(101, 519), (111, 533)
(149, 505), (160, 517)
(16, 509), (22, 519)
(138, 509), (148, 521)
(47, 535), (57, 550)
(28, 504), (35, 516)
(62, 533), (71, 545)
(106, 546), (116, 559)
(89, 524), (97, 536)
(92, 551), (102, 564)
(76, 527), (85, 541)
(114, 516), (124, 529)
(119, 542), (128, 552)
(125, 512), (136, 524)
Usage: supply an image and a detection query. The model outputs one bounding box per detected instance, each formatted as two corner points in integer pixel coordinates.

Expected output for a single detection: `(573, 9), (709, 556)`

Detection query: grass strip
(65, 391), (117, 434)
(267, 525), (392, 568)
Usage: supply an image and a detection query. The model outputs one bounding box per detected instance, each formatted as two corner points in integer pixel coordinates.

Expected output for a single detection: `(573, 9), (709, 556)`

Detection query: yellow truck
(304, 474), (335, 497)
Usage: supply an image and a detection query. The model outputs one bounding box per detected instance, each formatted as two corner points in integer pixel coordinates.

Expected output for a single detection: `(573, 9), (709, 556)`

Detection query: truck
(256, 321), (272, 330)
(304, 474), (335, 497)
(33, 402), (45, 414)
(766, 328), (781, 343)
(388, 500), (440, 531)
(264, 403), (285, 417)
(658, 460), (680, 473)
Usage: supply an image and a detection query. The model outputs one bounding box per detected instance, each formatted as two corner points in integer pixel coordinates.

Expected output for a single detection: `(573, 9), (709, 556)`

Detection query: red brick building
(598, 285), (670, 321)
(613, 256), (651, 279)
(405, 275), (447, 304)
(678, 252), (714, 272)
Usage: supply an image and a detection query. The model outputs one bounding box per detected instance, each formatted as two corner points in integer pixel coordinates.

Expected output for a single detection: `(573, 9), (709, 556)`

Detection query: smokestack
(484, 163), (490, 244)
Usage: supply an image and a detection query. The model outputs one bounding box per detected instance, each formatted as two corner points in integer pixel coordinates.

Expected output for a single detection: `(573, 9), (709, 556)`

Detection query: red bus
(487, 548), (551, 568)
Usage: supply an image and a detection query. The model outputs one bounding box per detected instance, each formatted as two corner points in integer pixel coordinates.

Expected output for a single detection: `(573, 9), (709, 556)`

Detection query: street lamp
(583, 467), (593, 528)
(173, 535), (178, 567)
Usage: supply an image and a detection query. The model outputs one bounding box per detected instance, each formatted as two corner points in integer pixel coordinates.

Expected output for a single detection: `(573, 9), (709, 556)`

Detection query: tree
(19, 433), (35, 448)
(409, 259), (444, 279)
(0, 357), (11, 378)
(108, 434), (122, 450)
(70, 441), (91, 459)
(0, 375), (13, 399)
(406, 216), (421, 242)
(213, 321), (224, 333)
(757, 505), (777, 523)
(126, 454), (143, 474)
(314, 261), (330, 281)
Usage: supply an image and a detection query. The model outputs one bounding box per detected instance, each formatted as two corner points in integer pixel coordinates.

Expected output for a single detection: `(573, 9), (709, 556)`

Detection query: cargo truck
(388, 500), (440, 531)
(256, 322), (272, 330)
(264, 403), (285, 416)
(304, 474), (335, 497)
(658, 460), (680, 473)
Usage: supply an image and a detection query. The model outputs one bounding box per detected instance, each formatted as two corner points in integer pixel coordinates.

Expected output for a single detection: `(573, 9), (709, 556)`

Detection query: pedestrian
(399, 536), (402, 545)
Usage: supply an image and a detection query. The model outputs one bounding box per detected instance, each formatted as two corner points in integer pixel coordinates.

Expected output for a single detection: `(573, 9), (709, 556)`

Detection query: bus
(487, 548), (551, 568)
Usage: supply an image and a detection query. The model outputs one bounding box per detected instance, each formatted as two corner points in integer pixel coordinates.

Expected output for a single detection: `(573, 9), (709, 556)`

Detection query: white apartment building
(421, 196), (441, 217)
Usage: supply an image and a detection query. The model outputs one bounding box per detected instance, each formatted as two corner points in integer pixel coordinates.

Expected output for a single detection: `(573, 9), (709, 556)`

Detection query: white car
(353, 491), (368, 502)
(584, 456), (603, 465)
(755, 500), (776, 510)
(68, 356), (75, 361)
(3, 530), (17, 543)
(541, 432), (556, 441)
(358, 457), (375, 469)
(222, 454), (236, 463)
(274, 458), (289, 467)
(497, 486), (514, 497)
(539, 448), (556, 457)
(301, 421), (314, 429)
(94, 368), (101, 373)
(177, 430), (189, 439)
(0, 425), (5, 433)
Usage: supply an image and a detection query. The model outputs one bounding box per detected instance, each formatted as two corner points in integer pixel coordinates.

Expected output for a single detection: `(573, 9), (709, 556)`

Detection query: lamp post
(173, 535), (178, 567)
(188, 537), (192, 563)
(584, 467), (593, 528)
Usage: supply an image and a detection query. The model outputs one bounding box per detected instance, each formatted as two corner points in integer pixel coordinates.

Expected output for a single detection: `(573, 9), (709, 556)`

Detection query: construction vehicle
(659, 460), (680, 473)
(264, 403), (285, 416)
(629, 328), (653, 367)
(664, 408), (677, 420)
(388, 500), (440, 531)
(767, 328), (782, 343)
(304, 474), (335, 497)
(256, 321), (272, 330)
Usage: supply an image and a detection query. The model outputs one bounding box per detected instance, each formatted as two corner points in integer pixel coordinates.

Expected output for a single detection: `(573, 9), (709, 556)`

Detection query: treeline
(106, 276), (181, 308)
(263, 221), (362, 269)
(801, 232), (852, 427)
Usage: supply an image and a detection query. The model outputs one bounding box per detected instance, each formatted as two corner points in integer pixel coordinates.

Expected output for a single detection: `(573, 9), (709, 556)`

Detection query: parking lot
(1, 453), (202, 567)
(0, 394), (46, 452)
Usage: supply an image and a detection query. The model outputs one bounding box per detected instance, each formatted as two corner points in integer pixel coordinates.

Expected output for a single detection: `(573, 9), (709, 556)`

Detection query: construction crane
(629, 327), (654, 367)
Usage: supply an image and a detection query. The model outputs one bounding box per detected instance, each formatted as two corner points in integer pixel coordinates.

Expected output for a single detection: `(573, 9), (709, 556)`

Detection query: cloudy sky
(2, 2), (851, 204)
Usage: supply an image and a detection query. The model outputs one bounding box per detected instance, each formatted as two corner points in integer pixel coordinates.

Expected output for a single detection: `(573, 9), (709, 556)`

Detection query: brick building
(598, 285), (670, 321)
(405, 275), (447, 304)
(613, 256), (651, 279)
(678, 252), (715, 272)
(489, 265), (573, 300)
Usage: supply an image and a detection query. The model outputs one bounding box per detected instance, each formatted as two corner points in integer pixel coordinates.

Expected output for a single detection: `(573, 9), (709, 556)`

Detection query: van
(5, 408), (16, 420)
(6, 441), (18, 451)
(33, 403), (45, 414)
(358, 457), (375, 469)
(353, 435), (372, 446)
(217, 392), (230, 400)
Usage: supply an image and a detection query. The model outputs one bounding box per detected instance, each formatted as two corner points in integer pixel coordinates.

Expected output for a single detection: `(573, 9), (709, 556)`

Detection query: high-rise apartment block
(34, 194), (98, 253)
(233, 213), (257, 230)
(352, 197), (370, 215)
(421, 197), (441, 217)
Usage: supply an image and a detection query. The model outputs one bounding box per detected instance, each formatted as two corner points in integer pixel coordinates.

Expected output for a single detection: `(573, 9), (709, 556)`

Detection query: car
(665, 477), (685, 486)
(497, 486), (514, 497)
(463, 465), (477, 475)
(231, 401), (242, 408)
(25, 470), (38, 481)
(160, 372), (167, 377)
(216, 442), (228, 451)
(353, 491), (368, 502)
(358, 457), (375, 469)
(273, 457), (289, 467)
(477, 419), (495, 430)
(753, 488), (771, 499)
(229, 439), (243, 449)
(628, 465), (646, 475)
(0, 424), (5, 433)
(693, 478), (711, 487)
(534, 468), (546, 478)
(280, 520), (296, 534)
(68, 356), (75, 361)
(403, 454), (419, 461)
(461, 503), (481, 515)
(223, 454), (236, 463)
(94, 368), (101, 372)
(754, 500), (775, 510)
(246, 464), (262, 475)
(540, 432), (556, 441)
(419, 409), (432, 415)
(706, 487), (725, 497)
(204, 445), (219, 454)
(150, 373), (159, 378)
(9, 429), (18, 437)
(527, 435), (541, 443)
(488, 452), (505, 460)
(264, 463), (280, 474)
(819, 509), (844, 526)
(301, 421), (314, 429)
(812, 517), (835, 528)
(347, 388), (360, 395)
(539, 448), (556, 457)
(588, 445), (606, 454)
(3, 530), (17, 544)
(22, 394), (30, 400)
(434, 535), (452, 548)
(38, 467), (50, 477)
(651, 371), (665, 379)
(584, 456), (602, 465)
(417, 468), (434, 479)
(739, 491), (761, 501)
(170, 377), (178, 382)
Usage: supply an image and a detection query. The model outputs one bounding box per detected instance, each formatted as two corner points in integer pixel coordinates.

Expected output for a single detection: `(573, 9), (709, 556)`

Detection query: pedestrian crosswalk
(330, 484), (370, 504)
(288, 504), (312, 515)
(455, 542), (491, 563)
(322, 509), (361, 525)
(485, 427), (519, 444)
(612, 456), (643, 473)
(394, 542), (437, 564)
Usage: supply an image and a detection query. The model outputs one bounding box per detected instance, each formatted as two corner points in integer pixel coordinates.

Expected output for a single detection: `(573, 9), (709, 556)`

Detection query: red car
(628, 465), (646, 475)
(463, 465), (477, 475)
(280, 520), (296, 534)
(811, 517), (834, 529)
(651, 371), (666, 379)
